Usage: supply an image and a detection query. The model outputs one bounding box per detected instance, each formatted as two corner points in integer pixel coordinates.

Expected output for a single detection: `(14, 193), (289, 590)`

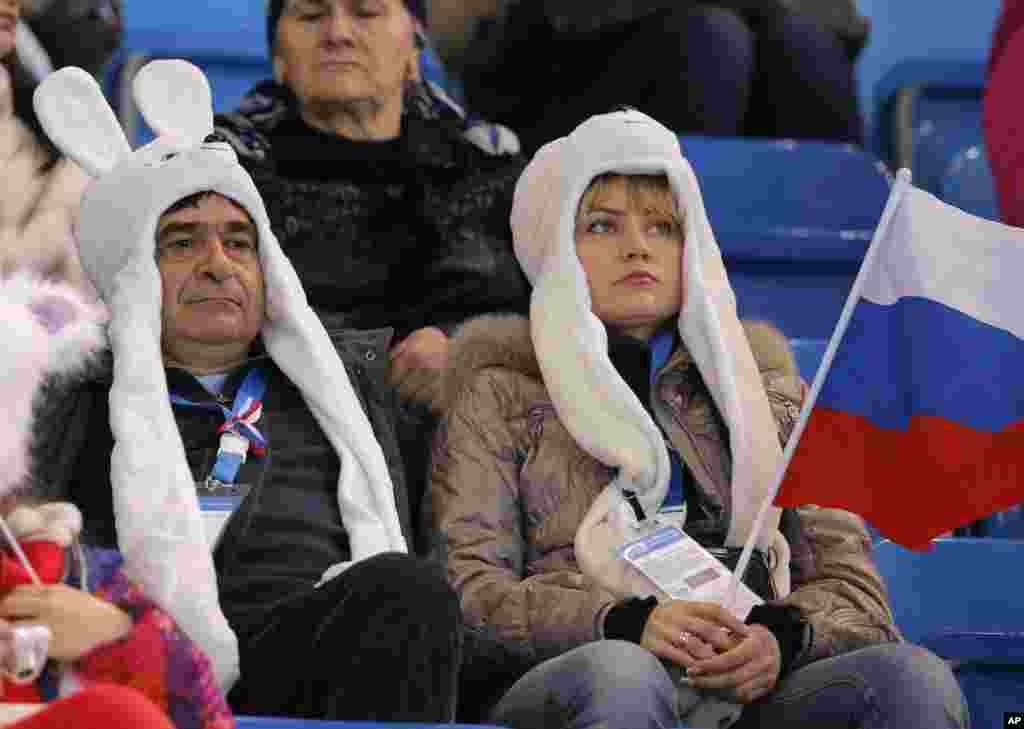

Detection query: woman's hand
(0, 585), (132, 661)
(686, 623), (782, 704)
(640, 600), (749, 669)
(389, 326), (450, 411)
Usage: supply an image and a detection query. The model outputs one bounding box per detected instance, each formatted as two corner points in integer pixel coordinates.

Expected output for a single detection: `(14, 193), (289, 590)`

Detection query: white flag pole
(724, 169), (914, 612)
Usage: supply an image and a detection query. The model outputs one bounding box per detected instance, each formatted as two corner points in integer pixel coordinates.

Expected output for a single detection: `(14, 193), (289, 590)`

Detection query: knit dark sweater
(233, 112), (531, 338)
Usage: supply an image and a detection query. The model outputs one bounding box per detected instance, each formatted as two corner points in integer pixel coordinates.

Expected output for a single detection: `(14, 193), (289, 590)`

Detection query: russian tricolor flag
(772, 171), (1024, 550)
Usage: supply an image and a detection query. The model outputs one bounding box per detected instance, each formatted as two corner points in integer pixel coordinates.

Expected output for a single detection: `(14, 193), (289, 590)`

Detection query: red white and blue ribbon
(170, 366), (268, 487)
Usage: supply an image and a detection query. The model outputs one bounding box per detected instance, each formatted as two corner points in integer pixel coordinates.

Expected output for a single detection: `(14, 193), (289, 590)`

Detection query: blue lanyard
(649, 329), (687, 510)
(650, 328), (676, 385)
(170, 366), (269, 486)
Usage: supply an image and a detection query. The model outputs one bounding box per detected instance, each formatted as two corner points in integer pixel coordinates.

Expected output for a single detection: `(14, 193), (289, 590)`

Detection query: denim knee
(571, 640), (674, 694)
(741, 642), (968, 729)
(491, 640), (677, 729)
(860, 643), (969, 729)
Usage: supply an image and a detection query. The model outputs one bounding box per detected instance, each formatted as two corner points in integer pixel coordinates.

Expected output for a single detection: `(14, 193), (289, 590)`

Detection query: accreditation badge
(197, 481), (252, 551)
(618, 525), (763, 621)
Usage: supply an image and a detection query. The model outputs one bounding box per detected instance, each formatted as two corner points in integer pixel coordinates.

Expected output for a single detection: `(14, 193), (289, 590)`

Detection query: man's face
(157, 193), (265, 364)
(273, 0), (418, 114)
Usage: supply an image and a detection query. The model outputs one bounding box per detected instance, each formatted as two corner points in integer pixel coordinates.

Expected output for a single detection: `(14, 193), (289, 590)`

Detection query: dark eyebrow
(157, 221), (258, 243)
(288, 0), (329, 10)
(223, 221), (258, 238)
(157, 221), (200, 242)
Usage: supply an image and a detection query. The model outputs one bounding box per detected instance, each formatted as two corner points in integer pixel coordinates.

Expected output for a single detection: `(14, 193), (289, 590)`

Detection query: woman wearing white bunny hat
(429, 110), (967, 728)
(30, 59), (462, 721)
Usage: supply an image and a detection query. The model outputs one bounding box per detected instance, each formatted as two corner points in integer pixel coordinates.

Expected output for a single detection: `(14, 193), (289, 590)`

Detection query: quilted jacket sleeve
(429, 367), (618, 666)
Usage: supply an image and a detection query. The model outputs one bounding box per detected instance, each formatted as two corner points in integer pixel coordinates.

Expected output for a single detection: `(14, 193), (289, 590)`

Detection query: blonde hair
(577, 173), (683, 227)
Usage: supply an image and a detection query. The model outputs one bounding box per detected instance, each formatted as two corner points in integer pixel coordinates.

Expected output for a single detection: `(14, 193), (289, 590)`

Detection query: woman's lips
(618, 272), (659, 286)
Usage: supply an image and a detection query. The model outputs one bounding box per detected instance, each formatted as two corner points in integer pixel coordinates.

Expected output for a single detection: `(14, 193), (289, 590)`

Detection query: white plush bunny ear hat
(511, 110), (791, 596)
(33, 60), (408, 690)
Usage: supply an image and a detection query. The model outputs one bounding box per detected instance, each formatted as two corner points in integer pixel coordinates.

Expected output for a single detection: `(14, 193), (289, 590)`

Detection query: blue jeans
(489, 640), (968, 729)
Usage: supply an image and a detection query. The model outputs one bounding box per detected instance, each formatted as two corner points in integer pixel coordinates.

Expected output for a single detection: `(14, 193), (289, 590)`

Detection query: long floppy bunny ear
(133, 59), (214, 145)
(33, 66), (132, 178)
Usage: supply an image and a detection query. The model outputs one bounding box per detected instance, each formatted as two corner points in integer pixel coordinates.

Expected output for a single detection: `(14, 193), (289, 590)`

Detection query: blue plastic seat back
(681, 136), (889, 340)
(873, 538), (1024, 645)
(972, 505), (1024, 538)
(938, 142), (1000, 222)
(870, 60), (1000, 221)
(856, 0), (1000, 145)
(873, 538), (1024, 729)
(910, 90), (984, 194)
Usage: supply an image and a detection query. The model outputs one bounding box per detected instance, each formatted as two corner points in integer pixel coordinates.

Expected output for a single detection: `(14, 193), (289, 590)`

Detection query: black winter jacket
(41, 328), (412, 640)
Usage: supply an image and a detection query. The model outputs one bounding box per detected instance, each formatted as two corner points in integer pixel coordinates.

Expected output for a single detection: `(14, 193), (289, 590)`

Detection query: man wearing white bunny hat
(31, 59), (462, 721)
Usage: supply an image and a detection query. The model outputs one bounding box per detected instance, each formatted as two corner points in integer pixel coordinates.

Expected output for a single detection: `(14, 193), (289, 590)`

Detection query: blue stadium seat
(970, 505), (1024, 538)
(873, 538), (1024, 729)
(940, 144), (1000, 222)
(872, 60), (1000, 221)
(681, 136), (889, 340)
(855, 0), (1000, 145)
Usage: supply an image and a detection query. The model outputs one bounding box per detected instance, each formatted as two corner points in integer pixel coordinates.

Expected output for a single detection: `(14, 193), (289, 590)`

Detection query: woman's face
(575, 175), (685, 342)
(273, 0), (418, 118)
(0, 0), (20, 61)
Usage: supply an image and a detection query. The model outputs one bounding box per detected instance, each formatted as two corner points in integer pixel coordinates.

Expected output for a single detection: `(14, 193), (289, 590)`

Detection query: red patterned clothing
(17, 547), (234, 729)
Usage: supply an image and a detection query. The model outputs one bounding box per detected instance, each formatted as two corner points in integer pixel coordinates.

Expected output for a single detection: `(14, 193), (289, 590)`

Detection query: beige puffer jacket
(430, 313), (900, 670)
(0, 63), (91, 291)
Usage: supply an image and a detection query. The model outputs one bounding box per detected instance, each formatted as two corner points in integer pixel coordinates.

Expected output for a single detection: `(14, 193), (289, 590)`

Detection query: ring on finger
(677, 631), (693, 646)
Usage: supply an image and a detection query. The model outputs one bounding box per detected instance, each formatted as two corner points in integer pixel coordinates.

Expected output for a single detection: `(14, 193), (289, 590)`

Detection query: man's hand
(686, 623), (782, 703)
(0, 585), (132, 661)
(389, 327), (450, 411)
(640, 600), (749, 670)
